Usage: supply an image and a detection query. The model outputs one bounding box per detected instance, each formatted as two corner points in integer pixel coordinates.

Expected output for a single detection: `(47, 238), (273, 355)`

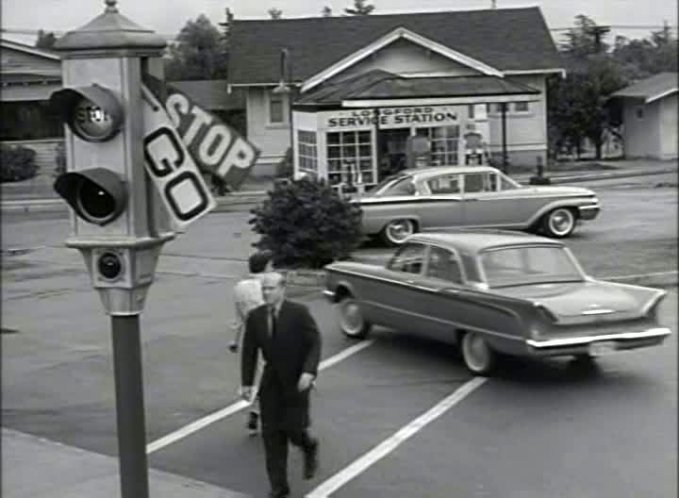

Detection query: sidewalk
(2, 158), (676, 212)
(2, 428), (250, 498)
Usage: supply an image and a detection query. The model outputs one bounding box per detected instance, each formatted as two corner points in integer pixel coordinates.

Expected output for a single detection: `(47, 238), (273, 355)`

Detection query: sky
(1, 0), (677, 45)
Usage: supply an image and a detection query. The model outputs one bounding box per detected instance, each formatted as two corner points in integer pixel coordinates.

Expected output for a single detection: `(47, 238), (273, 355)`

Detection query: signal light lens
(97, 251), (123, 281)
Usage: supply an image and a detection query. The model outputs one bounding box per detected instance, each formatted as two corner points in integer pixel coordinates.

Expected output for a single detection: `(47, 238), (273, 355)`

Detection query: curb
(2, 167), (675, 215)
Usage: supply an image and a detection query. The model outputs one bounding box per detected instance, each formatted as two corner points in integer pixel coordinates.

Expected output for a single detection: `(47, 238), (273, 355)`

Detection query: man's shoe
(246, 411), (259, 435)
(303, 439), (319, 480)
(268, 488), (290, 498)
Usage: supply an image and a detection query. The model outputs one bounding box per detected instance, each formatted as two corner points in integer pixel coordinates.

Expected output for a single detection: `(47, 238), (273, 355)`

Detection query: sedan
(353, 166), (600, 245)
(323, 231), (671, 375)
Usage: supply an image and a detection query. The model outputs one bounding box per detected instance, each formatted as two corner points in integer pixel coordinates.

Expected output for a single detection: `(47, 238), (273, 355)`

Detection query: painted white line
(306, 376), (488, 498)
(146, 339), (375, 454)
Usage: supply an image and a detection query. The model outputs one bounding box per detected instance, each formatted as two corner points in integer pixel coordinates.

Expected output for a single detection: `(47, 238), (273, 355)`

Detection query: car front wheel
(461, 331), (496, 375)
(542, 207), (576, 238)
(338, 296), (371, 339)
(381, 219), (416, 246)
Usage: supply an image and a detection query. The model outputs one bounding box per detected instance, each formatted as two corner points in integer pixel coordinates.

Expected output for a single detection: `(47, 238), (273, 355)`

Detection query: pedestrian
(231, 249), (274, 435)
(241, 271), (321, 498)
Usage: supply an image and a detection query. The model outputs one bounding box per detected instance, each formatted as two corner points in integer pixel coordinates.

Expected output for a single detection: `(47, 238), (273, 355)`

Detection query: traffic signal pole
(111, 315), (149, 498)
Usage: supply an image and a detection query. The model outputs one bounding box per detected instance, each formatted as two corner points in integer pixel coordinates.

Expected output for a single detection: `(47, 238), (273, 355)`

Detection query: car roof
(400, 165), (501, 181)
(405, 230), (565, 253)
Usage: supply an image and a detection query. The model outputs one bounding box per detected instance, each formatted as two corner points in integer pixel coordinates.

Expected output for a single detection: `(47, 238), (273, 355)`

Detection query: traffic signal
(50, 55), (173, 315)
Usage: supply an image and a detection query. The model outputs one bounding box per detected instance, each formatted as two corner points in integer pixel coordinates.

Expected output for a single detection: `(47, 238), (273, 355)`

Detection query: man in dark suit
(241, 271), (321, 498)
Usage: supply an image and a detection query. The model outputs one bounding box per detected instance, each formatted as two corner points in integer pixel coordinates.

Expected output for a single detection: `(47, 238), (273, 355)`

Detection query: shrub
(275, 147), (293, 178)
(1, 144), (39, 182)
(250, 177), (363, 269)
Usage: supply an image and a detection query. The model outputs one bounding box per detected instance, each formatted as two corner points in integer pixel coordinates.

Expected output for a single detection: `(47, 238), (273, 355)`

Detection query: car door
(377, 242), (432, 332)
(461, 171), (520, 227)
(416, 172), (464, 230)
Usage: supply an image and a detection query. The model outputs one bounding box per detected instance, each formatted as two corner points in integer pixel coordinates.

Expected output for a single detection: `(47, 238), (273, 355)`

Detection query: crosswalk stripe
(306, 376), (487, 498)
(146, 339), (375, 454)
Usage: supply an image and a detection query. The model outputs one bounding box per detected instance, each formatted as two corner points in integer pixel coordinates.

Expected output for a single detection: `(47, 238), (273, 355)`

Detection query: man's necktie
(269, 307), (277, 339)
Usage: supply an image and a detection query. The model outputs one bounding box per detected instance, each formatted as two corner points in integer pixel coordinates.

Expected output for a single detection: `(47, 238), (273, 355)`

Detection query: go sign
(142, 86), (216, 230)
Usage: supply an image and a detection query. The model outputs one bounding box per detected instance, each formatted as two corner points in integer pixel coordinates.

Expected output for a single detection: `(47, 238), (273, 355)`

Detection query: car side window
(463, 173), (495, 193)
(427, 174), (461, 194)
(387, 243), (426, 275)
(425, 246), (463, 283)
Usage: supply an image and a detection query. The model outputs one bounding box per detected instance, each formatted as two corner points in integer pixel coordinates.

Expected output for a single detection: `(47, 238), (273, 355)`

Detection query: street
(1, 176), (677, 498)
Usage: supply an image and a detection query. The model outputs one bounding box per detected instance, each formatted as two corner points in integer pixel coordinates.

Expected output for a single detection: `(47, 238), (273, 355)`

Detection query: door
(378, 128), (410, 178)
(461, 171), (519, 227)
(416, 171), (464, 230)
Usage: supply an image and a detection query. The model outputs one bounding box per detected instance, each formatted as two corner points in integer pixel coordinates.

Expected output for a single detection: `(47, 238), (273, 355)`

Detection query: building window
(468, 104), (475, 119)
(416, 126), (460, 165)
(326, 130), (374, 185)
(513, 101), (530, 113)
(297, 131), (318, 177)
(268, 92), (288, 125)
(0, 100), (64, 140)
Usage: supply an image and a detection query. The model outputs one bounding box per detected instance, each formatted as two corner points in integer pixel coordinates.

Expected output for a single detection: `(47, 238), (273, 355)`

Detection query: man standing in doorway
(231, 249), (273, 435)
(241, 272), (321, 498)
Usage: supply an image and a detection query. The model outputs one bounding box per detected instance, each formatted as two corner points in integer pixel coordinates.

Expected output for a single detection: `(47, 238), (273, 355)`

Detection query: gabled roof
(296, 70), (540, 107)
(1, 38), (61, 61)
(169, 80), (245, 110)
(611, 72), (678, 103)
(229, 7), (563, 86)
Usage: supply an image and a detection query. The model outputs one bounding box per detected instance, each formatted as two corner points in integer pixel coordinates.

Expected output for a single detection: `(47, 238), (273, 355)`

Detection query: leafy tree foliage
(268, 8), (283, 19)
(35, 30), (57, 50)
(322, 6), (333, 17)
(164, 15), (228, 81)
(344, 0), (375, 15)
(250, 178), (363, 269)
(548, 15), (676, 160)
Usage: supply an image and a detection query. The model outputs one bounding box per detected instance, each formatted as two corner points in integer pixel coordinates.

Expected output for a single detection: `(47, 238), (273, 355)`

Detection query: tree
(35, 29), (57, 50)
(268, 8), (283, 19)
(250, 178), (363, 269)
(322, 6), (333, 17)
(164, 14), (228, 81)
(344, 0), (375, 15)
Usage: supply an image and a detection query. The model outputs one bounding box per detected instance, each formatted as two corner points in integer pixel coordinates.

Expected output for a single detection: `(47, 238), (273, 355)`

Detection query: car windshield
(480, 245), (584, 288)
(370, 174), (415, 197)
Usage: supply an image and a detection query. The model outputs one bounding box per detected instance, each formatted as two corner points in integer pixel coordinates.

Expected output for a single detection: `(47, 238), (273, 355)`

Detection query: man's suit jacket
(242, 299), (321, 399)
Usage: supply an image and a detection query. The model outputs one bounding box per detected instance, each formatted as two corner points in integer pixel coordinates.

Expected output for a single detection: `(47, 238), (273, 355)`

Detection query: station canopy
(294, 69), (541, 109)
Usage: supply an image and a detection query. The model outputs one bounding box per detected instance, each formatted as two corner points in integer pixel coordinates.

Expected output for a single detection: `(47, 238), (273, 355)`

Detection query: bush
(1, 144), (39, 182)
(250, 177), (363, 269)
(275, 147), (293, 178)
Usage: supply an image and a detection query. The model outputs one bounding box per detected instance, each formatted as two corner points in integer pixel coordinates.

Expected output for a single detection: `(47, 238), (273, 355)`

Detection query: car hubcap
(463, 333), (491, 372)
(387, 220), (414, 243)
(549, 209), (574, 236)
(340, 300), (364, 336)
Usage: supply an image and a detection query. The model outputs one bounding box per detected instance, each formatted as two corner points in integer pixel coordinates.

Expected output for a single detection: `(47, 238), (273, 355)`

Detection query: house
(610, 72), (678, 160)
(0, 38), (64, 170)
(228, 7), (565, 184)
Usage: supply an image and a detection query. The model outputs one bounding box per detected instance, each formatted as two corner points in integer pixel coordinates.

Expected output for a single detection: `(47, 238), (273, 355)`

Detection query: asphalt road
(1, 175), (677, 498)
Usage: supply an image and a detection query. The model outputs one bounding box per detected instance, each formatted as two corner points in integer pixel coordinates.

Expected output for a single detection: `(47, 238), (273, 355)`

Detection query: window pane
(327, 132), (340, 144)
(358, 131), (371, 143)
(514, 101), (529, 112)
(343, 132), (356, 144)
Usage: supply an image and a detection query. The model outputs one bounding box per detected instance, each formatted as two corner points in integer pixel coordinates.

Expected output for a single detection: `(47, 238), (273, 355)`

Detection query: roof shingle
(229, 7), (562, 86)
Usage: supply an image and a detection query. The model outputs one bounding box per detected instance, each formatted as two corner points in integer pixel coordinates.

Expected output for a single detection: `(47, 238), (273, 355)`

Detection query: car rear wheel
(542, 208), (576, 238)
(381, 219), (416, 246)
(461, 331), (496, 375)
(338, 296), (371, 339)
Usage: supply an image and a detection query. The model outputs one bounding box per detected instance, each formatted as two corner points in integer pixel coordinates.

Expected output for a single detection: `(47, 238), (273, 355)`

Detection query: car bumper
(526, 327), (671, 356)
(578, 203), (600, 220)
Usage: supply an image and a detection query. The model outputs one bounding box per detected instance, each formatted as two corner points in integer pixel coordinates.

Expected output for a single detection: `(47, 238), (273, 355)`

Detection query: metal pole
(500, 102), (508, 174)
(111, 315), (149, 498)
